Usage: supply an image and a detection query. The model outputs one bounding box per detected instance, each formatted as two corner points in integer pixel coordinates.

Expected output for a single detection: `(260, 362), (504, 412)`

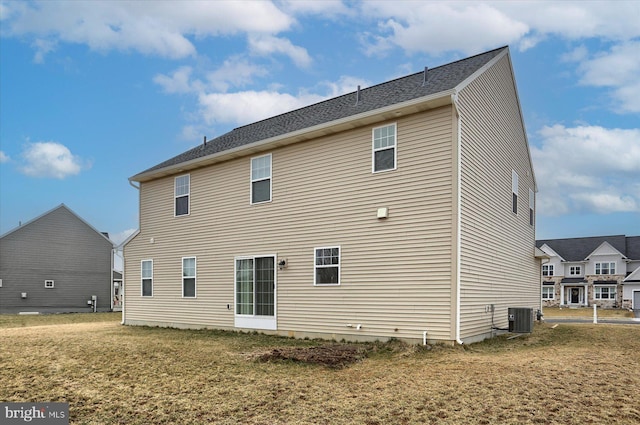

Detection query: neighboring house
(0, 204), (114, 314)
(123, 46), (542, 344)
(536, 235), (640, 310)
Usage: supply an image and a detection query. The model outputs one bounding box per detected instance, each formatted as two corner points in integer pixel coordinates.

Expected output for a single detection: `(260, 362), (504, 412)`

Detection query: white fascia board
(131, 90), (455, 183)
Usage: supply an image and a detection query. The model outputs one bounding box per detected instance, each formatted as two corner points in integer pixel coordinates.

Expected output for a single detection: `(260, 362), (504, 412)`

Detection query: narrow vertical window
(251, 154), (272, 204)
(175, 174), (190, 216)
(372, 123), (397, 172)
(314, 247), (341, 285)
(529, 188), (534, 226)
(512, 170), (518, 214)
(182, 257), (196, 297)
(141, 260), (153, 297)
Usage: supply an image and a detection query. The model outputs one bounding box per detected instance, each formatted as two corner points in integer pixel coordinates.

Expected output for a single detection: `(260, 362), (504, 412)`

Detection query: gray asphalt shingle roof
(138, 46), (507, 176)
(536, 235), (639, 261)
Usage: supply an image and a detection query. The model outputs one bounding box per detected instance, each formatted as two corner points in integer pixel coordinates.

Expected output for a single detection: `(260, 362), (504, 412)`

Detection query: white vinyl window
(182, 257), (196, 298)
(314, 247), (340, 285)
(141, 260), (153, 297)
(542, 264), (554, 276)
(175, 174), (190, 216)
(529, 188), (534, 226)
(594, 286), (616, 300)
(372, 123), (397, 172)
(569, 266), (582, 276)
(512, 170), (518, 214)
(251, 154), (272, 204)
(44, 280), (55, 289)
(542, 286), (555, 300)
(595, 262), (616, 275)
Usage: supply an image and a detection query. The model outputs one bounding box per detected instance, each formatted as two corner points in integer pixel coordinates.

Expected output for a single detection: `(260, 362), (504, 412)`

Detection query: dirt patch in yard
(255, 344), (370, 368)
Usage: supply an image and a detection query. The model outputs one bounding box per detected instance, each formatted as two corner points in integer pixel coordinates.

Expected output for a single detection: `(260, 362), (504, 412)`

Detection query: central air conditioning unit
(508, 307), (534, 333)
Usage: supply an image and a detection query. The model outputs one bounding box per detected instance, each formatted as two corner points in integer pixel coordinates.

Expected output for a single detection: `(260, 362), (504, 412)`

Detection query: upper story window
(569, 266), (582, 276)
(595, 262), (616, 275)
(251, 154), (272, 204)
(542, 264), (554, 276)
(175, 174), (190, 216)
(512, 170), (518, 214)
(372, 124), (396, 172)
(44, 280), (55, 289)
(314, 247), (340, 285)
(182, 257), (197, 297)
(141, 260), (153, 297)
(529, 188), (534, 226)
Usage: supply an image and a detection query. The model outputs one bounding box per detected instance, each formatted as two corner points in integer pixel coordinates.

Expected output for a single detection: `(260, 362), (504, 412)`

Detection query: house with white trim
(537, 235), (640, 310)
(123, 46), (543, 344)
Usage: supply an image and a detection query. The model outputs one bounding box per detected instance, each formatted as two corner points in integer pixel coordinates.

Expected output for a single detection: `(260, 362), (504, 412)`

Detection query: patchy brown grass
(1, 314), (639, 424)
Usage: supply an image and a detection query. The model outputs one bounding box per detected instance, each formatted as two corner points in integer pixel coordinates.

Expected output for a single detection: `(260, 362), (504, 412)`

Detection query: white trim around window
(569, 266), (582, 276)
(141, 259), (153, 297)
(174, 174), (190, 217)
(542, 285), (554, 300)
(595, 262), (616, 275)
(512, 170), (518, 214)
(250, 154), (272, 204)
(542, 264), (554, 276)
(182, 257), (197, 298)
(314, 246), (341, 285)
(44, 280), (55, 289)
(594, 285), (616, 300)
(372, 123), (397, 173)
(529, 188), (534, 226)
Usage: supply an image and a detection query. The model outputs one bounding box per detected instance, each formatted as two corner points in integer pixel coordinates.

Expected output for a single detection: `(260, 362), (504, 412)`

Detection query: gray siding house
(124, 46), (542, 344)
(537, 235), (640, 309)
(0, 204), (114, 313)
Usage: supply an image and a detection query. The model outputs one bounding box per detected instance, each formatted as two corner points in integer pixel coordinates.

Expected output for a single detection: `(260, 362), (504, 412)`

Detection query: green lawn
(1, 313), (639, 424)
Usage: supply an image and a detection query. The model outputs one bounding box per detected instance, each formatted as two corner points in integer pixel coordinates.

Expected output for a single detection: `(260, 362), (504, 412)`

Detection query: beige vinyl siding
(456, 53), (538, 341)
(125, 106), (456, 342)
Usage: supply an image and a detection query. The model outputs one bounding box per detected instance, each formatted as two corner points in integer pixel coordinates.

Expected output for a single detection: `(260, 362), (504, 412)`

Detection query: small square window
(44, 280), (55, 289)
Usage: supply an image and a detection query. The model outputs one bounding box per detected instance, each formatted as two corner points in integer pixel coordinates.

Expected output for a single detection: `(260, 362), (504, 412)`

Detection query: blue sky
(1, 0), (639, 250)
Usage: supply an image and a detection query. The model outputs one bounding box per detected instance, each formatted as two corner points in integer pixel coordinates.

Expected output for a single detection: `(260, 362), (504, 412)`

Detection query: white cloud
(198, 90), (325, 126)
(153, 66), (202, 94)
(110, 228), (137, 246)
(3, 1), (294, 61)
(248, 34), (312, 68)
(0, 151), (9, 163)
(359, 1), (640, 55)
(280, 0), (352, 17)
(532, 124), (640, 216)
(206, 56), (269, 92)
(575, 41), (640, 113)
(20, 142), (90, 179)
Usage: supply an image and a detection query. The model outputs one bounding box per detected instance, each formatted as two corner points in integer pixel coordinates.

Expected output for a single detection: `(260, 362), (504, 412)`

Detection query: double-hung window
(595, 262), (616, 275)
(529, 188), (534, 226)
(251, 154), (272, 204)
(314, 247), (340, 285)
(175, 175), (190, 216)
(512, 170), (519, 214)
(542, 286), (554, 300)
(141, 260), (153, 297)
(594, 286), (616, 300)
(542, 264), (554, 276)
(182, 257), (196, 297)
(569, 266), (582, 276)
(372, 124), (396, 172)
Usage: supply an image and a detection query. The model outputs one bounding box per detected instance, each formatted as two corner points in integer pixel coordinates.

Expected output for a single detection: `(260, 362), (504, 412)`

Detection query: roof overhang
(130, 90), (455, 183)
(535, 247), (550, 259)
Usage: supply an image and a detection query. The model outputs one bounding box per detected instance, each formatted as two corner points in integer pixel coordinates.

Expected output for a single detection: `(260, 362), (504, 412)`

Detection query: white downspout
(452, 93), (464, 345)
